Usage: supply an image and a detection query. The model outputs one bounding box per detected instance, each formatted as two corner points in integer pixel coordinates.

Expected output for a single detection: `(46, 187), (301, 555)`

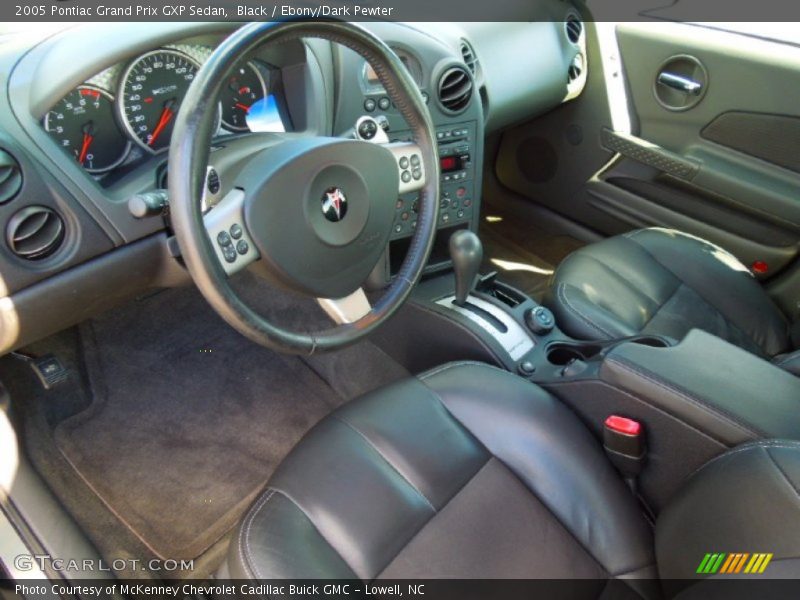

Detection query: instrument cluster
(43, 45), (289, 178)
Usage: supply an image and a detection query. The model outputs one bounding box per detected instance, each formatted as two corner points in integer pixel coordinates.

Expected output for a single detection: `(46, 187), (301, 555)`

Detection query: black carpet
(52, 277), (408, 561)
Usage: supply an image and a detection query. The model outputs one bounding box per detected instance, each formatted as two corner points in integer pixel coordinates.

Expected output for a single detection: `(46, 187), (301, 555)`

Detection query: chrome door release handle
(657, 72), (703, 95)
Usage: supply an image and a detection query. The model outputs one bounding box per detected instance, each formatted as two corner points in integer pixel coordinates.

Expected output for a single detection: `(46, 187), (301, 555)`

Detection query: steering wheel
(169, 21), (439, 354)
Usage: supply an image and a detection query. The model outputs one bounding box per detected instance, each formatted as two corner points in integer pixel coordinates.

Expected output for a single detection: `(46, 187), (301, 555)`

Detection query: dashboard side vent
(460, 40), (478, 74)
(438, 66), (473, 113)
(566, 17), (583, 44)
(568, 55), (584, 82)
(6, 206), (65, 260)
(0, 149), (23, 205)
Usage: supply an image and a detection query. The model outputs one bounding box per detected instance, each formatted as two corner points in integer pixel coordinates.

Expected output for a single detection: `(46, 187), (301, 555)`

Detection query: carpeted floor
(479, 210), (584, 301)
(41, 276), (408, 563)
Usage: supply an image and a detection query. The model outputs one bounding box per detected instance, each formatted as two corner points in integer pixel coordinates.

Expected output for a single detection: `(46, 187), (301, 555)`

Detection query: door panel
(595, 22), (800, 279)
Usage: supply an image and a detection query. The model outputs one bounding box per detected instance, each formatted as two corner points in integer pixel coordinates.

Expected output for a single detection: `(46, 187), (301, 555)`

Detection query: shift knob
(449, 230), (483, 306)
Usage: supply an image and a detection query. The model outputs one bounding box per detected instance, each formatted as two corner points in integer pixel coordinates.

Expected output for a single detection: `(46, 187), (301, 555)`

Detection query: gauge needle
(235, 103), (250, 113)
(78, 123), (94, 165)
(148, 100), (176, 147)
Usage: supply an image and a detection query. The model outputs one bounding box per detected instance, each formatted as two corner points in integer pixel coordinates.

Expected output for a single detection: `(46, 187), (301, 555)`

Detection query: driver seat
(226, 362), (800, 596)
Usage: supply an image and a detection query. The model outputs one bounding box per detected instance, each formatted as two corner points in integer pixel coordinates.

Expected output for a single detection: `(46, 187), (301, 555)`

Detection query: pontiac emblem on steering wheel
(321, 187), (348, 222)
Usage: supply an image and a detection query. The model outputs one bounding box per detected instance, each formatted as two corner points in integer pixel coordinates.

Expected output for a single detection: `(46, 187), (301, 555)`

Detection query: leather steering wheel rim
(169, 21), (439, 355)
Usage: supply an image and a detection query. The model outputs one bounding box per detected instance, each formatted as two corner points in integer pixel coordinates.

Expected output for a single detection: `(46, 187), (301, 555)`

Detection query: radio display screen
(440, 154), (469, 173)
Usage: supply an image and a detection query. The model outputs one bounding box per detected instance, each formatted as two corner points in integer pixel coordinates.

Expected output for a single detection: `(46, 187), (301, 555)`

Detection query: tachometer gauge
(44, 86), (131, 173)
(119, 49), (201, 152)
(219, 62), (266, 132)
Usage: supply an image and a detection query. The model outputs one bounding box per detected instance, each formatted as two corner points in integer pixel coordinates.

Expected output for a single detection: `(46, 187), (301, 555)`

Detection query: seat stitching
(418, 360), (508, 381)
(373, 457), (493, 580)
(557, 283), (617, 339)
(332, 415), (438, 513)
(638, 282), (683, 331)
(581, 252), (672, 309)
(686, 440), (800, 479)
(240, 488), (276, 580)
(765, 446), (800, 503)
(606, 357), (762, 439)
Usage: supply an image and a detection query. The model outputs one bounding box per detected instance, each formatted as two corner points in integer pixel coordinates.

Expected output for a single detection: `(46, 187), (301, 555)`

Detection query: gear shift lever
(449, 230), (483, 306)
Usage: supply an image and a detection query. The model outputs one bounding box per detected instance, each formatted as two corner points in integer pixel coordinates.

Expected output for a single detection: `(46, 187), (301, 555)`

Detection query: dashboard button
(363, 98), (376, 112)
(399, 156), (409, 169)
(230, 224), (243, 239)
(394, 224), (403, 233)
(217, 231), (231, 246)
(223, 247), (237, 263)
(401, 170), (412, 183)
(412, 168), (422, 181)
(378, 97), (391, 110)
(236, 240), (249, 255)
(410, 154), (420, 167)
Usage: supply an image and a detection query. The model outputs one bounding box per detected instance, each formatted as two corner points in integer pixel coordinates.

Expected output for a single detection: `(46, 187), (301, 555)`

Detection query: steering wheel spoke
(203, 188), (260, 275)
(385, 142), (427, 194)
(317, 288), (372, 324)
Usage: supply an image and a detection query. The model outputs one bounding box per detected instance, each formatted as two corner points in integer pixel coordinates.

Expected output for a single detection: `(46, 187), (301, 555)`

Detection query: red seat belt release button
(603, 415), (646, 481)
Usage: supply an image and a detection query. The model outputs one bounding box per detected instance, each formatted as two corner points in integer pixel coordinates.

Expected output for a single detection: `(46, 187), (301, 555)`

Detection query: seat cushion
(657, 440), (800, 597)
(545, 228), (791, 357)
(227, 362), (655, 582)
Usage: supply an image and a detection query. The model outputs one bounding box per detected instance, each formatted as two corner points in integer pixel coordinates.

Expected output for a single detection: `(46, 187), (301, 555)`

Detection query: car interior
(1, 4), (800, 598)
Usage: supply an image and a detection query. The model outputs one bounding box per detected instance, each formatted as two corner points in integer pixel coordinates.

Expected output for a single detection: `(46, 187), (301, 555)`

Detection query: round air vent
(460, 40), (478, 74)
(565, 16), (583, 44)
(6, 205), (65, 260)
(438, 66), (473, 113)
(0, 149), (23, 205)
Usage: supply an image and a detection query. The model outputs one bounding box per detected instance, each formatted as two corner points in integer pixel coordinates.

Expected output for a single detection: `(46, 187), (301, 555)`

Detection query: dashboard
(0, 3), (589, 354)
(42, 44), (292, 186)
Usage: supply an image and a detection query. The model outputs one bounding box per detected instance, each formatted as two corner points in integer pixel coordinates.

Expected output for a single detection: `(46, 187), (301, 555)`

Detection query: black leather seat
(226, 362), (800, 597)
(544, 228), (799, 375)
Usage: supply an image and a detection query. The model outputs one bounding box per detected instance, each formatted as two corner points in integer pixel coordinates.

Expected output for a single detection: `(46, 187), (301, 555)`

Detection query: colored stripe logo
(696, 553), (773, 574)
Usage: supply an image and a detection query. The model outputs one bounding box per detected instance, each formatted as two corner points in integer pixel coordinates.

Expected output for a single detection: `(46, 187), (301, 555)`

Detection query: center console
(373, 230), (800, 513)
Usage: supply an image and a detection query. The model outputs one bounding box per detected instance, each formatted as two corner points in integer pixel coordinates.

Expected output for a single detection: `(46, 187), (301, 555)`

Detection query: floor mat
(479, 211), (584, 301)
(54, 283), (354, 560)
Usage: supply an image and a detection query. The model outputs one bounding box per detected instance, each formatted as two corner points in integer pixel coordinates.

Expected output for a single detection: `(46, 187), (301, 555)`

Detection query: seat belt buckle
(603, 415), (646, 490)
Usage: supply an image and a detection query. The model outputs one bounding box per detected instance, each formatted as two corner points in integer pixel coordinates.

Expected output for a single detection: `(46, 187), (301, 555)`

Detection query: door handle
(657, 72), (703, 95)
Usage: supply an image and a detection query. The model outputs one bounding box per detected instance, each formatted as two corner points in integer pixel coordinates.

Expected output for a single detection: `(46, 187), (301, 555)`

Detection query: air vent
(0, 149), (23, 205)
(460, 40), (478, 74)
(568, 55), (584, 82)
(6, 205), (65, 260)
(566, 17), (583, 44)
(438, 66), (473, 113)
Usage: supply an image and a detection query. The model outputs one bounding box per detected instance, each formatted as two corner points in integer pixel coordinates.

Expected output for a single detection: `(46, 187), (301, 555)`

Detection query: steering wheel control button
(363, 98), (376, 112)
(321, 187), (348, 222)
(230, 224), (243, 239)
(217, 231), (231, 246)
(236, 240), (249, 255)
(399, 156), (409, 169)
(378, 97), (391, 110)
(410, 154), (420, 167)
(223, 247), (237, 263)
(401, 170), (412, 183)
(412, 168), (422, 181)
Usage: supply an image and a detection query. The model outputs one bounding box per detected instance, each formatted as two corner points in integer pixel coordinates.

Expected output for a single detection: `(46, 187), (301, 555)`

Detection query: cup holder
(546, 342), (603, 366)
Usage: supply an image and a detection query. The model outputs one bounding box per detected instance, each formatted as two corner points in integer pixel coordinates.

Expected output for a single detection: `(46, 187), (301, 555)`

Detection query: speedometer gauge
(119, 49), (201, 152)
(44, 86), (131, 173)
